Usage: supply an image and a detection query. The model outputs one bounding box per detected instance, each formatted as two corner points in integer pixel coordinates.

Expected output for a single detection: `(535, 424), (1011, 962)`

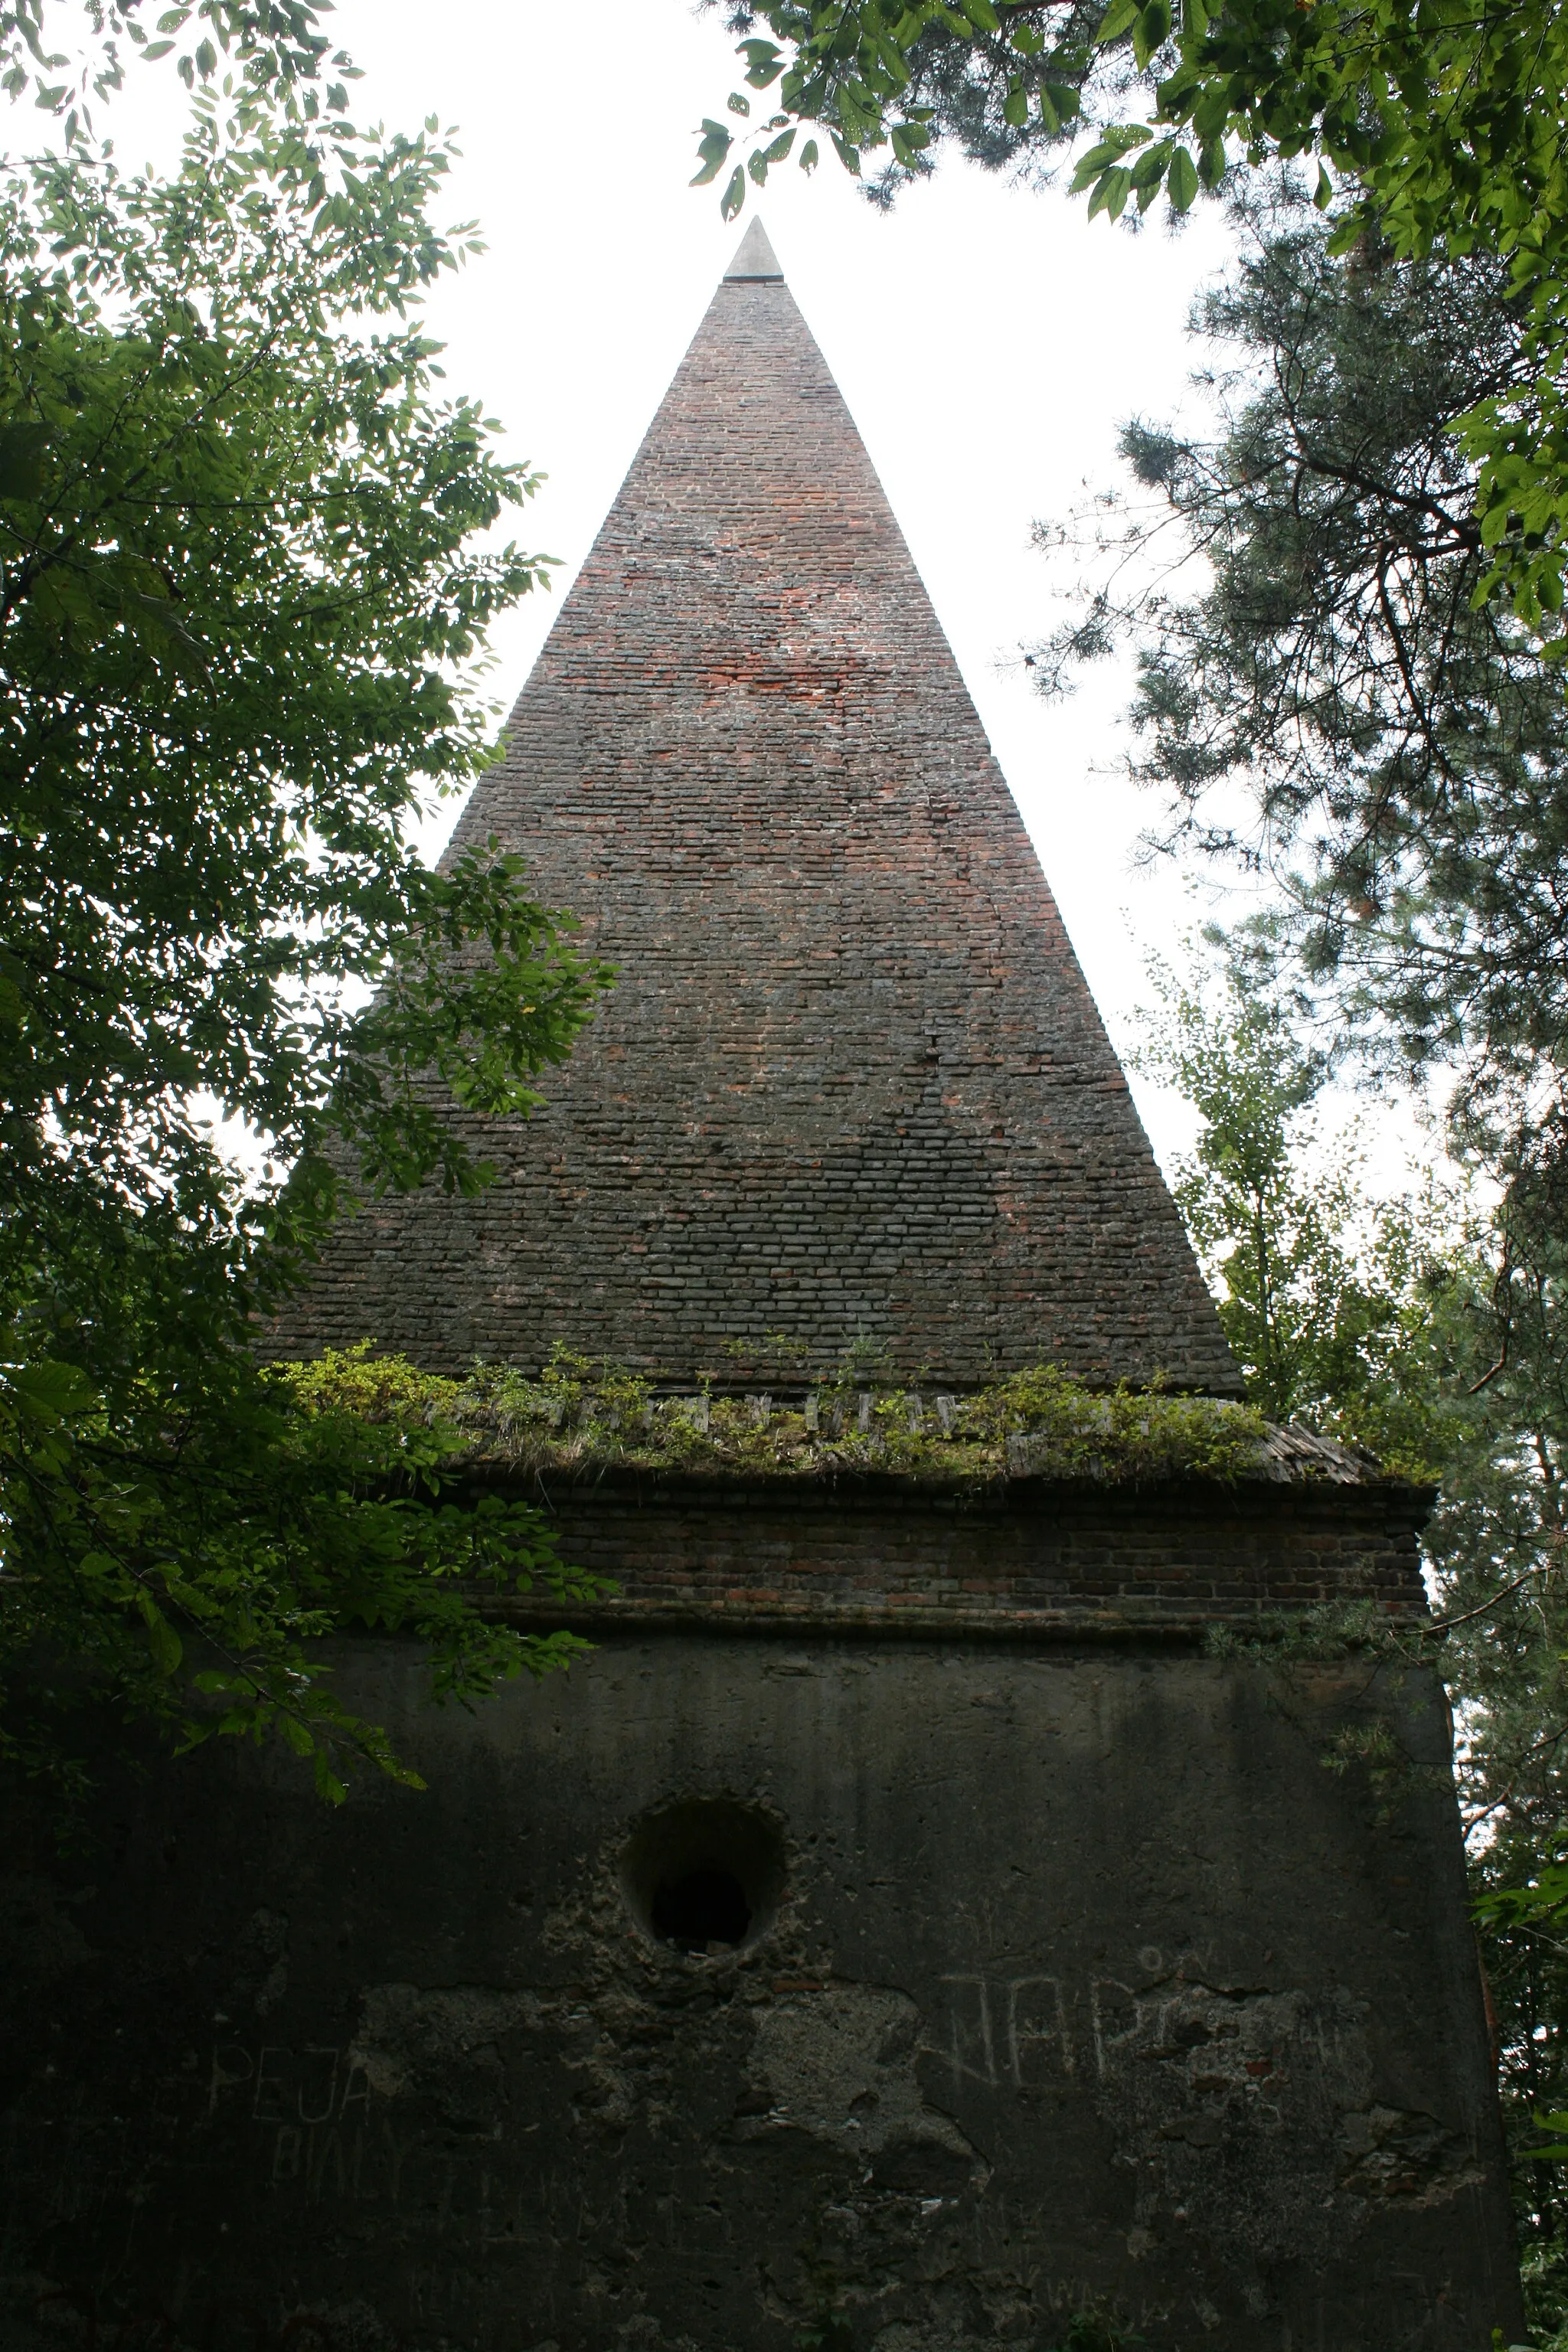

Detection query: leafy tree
(692, 0), (1096, 211)
(1132, 943), (1455, 1467)
(1, 0), (345, 134)
(1037, 185), (1568, 1202)
(1142, 936), (1568, 2319)
(1, 56), (612, 1794)
(695, 2), (1568, 626)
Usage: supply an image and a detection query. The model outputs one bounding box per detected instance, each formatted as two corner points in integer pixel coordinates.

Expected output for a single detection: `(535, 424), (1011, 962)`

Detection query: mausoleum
(0, 220), (1520, 2352)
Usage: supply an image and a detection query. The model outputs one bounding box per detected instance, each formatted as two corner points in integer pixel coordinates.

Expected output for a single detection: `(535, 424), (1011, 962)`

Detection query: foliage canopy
(1132, 946), (1458, 1472)
(1038, 191), (1568, 1194)
(697, 0), (1568, 627)
(0, 31), (612, 1795)
(1139, 939), (1568, 2304)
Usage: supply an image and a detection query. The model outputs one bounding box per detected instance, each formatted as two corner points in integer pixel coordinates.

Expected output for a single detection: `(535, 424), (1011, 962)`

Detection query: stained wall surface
(0, 1635), (1521, 2352)
(273, 243), (1236, 1393)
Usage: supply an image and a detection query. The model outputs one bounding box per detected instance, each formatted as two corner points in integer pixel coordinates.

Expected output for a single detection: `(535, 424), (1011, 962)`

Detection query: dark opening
(651, 1863), (751, 1952)
(621, 1796), (786, 1955)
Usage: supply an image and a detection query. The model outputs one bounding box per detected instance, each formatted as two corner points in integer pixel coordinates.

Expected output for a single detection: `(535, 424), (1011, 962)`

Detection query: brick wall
(275, 254), (1239, 1396)
(485, 1471), (1429, 1635)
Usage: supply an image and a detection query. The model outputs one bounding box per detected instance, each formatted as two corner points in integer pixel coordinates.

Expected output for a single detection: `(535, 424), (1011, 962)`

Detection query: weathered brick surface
(276, 252), (1239, 1393)
(482, 1473), (1431, 1634)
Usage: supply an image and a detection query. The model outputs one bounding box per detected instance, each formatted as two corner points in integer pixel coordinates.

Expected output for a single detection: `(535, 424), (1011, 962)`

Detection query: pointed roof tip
(724, 217), (784, 282)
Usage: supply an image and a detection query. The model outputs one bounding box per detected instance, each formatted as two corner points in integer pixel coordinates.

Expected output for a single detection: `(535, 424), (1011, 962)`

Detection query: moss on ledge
(273, 1347), (1361, 1493)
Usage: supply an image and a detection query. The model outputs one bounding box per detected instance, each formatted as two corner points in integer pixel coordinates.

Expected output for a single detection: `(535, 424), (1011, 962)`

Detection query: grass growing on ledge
(276, 1348), (1274, 1490)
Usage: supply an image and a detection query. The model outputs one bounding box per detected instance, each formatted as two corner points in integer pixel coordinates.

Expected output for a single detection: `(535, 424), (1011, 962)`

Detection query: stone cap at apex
(724, 216), (785, 281)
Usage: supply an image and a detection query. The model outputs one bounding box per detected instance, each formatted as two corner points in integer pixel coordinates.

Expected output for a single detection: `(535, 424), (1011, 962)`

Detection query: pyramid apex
(724, 217), (783, 281)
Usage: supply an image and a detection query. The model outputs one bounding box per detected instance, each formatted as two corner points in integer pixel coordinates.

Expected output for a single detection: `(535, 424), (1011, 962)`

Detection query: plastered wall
(0, 1635), (1521, 2352)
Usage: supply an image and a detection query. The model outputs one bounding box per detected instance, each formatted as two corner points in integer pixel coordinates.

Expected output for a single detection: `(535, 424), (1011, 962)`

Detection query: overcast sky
(96, 0), (1263, 1168)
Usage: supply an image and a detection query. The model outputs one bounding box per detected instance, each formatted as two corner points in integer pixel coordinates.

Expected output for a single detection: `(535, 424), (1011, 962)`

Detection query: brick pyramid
(285, 221), (1240, 1396)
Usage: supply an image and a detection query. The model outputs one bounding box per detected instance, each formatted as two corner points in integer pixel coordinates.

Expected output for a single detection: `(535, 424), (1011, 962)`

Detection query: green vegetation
(1132, 945), (1475, 1480)
(8, 1339), (608, 1805)
(1141, 936), (1568, 2336)
(0, 8), (612, 1798)
(697, 0), (1568, 627)
(1037, 210), (1568, 2312)
(1040, 186), (1567, 1205)
(282, 1342), (1272, 1491)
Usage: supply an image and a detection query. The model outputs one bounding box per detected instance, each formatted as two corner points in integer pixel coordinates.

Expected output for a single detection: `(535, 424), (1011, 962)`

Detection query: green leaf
(756, 128), (795, 174)
(1003, 80), (1028, 129)
(1191, 80), (1231, 139)
(137, 1595), (183, 1676)
(126, 590), (211, 678)
(1072, 139), (1120, 179)
(1132, 0), (1173, 70)
(1087, 165), (1135, 220)
(799, 137), (819, 173)
(1070, 125), (1152, 191)
(837, 83), (873, 142)
(691, 119), (733, 187)
(7, 1360), (99, 1422)
(1158, 57), (1203, 106)
(720, 164), (746, 220)
(1168, 144), (1199, 210)
(0, 421), (47, 498)
(1314, 163), (1333, 210)
(1096, 0), (1140, 42)
(739, 38), (785, 87)
(727, 90), (751, 116)
(959, 0), (1001, 27)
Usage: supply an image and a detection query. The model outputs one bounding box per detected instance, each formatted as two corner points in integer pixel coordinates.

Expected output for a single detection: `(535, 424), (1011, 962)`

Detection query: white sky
(89, 0), (1277, 1171)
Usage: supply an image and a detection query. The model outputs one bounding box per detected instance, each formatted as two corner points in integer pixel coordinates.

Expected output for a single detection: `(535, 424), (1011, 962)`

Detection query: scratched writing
(207, 2046), (371, 2128)
(936, 1975), (1073, 2088)
(933, 1950), (1299, 2096)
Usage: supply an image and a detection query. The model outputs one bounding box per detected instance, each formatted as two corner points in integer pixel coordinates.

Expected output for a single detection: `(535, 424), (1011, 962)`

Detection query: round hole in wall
(622, 1798), (786, 1955)
(652, 1863), (750, 1949)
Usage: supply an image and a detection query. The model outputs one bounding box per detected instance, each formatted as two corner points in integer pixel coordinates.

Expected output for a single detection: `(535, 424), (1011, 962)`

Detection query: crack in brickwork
(275, 263), (1240, 1393)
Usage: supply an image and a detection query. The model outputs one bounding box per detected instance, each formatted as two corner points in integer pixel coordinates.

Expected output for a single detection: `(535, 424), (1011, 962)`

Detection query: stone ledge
(462, 1453), (1433, 1512)
(478, 1592), (1428, 1642)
